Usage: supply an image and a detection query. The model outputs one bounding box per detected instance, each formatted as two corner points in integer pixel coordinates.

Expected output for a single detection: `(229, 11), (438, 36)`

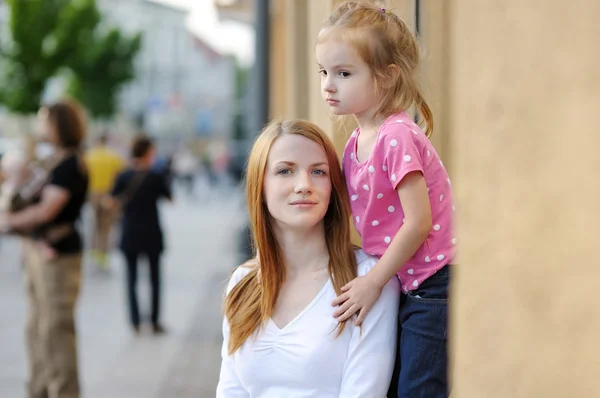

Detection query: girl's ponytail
(416, 90), (434, 138)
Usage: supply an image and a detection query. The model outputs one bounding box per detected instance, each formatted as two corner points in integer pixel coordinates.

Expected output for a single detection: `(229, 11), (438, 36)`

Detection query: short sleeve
(381, 122), (425, 190)
(157, 173), (172, 200)
(49, 157), (77, 191)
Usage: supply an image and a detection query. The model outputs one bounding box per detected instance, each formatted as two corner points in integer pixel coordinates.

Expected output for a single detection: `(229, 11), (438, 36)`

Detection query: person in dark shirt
(0, 99), (88, 398)
(110, 135), (172, 335)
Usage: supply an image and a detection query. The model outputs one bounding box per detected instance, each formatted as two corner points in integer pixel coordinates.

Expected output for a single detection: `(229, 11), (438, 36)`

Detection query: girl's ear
(380, 64), (400, 89)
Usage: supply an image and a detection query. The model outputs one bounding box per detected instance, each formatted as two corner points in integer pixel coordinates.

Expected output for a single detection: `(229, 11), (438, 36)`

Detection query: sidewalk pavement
(0, 189), (248, 398)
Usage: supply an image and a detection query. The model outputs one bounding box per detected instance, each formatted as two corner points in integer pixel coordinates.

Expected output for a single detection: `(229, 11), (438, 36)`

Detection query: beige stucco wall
(450, 0), (600, 396)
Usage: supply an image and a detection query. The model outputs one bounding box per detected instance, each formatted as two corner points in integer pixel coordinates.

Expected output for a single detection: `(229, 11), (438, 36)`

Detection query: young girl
(315, 2), (455, 397)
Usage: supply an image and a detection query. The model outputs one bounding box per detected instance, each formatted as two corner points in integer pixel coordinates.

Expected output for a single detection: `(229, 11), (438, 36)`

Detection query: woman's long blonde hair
(225, 120), (358, 354)
(318, 1), (434, 137)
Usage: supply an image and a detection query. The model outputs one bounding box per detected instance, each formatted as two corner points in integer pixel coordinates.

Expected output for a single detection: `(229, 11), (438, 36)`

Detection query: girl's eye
(339, 71), (350, 78)
(313, 169), (327, 176)
(318, 69), (327, 76)
(277, 169), (291, 175)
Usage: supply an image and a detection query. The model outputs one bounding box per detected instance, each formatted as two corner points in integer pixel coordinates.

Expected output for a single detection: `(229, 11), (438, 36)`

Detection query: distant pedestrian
(0, 99), (89, 398)
(108, 135), (172, 335)
(85, 132), (124, 269)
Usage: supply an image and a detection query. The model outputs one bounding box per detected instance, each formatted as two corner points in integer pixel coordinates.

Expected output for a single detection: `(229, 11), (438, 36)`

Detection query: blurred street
(0, 187), (247, 398)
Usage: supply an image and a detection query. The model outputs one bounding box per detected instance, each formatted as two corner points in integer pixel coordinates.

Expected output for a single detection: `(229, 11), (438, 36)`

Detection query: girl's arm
(333, 171), (431, 325)
(369, 171), (431, 288)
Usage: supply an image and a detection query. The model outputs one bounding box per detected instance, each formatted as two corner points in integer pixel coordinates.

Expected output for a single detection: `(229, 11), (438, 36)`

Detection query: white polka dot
(402, 218), (406, 223)
(427, 150), (431, 157)
(351, 130), (358, 137)
(391, 174), (397, 181)
(368, 165), (375, 173)
(382, 165), (388, 171)
(396, 120), (404, 123)
(356, 216), (360, 223)
(437, 254), (445, 261)
(388, 206), (395, 213)
(439, 194), (444, 202)
(425, 256), (431, 263)
(351, 194), (358, 201)
(372, 220), (379, 226)
(433, 224), (441, 231)
(439, 160), (444, 167)
(384, 236), (391, 244)
(452, 238), (457, 245)
(427, 187), (430, 193)
(452, 206), (456, 212)
(407, 268), (414, 275)
(350, 153), (355, 160)
(447, 178), (451, 186)
(413, 280), (419, 287)
(412, 130), (418, 135)
(377, 193), (384, 199)
(390, 139), (398, 147)
(363, 184), (369, 191)
(403, 155), (411, 162)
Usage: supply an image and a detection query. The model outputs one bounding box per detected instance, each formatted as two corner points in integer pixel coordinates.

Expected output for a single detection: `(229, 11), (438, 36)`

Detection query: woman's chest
(233, 298), (352, 391)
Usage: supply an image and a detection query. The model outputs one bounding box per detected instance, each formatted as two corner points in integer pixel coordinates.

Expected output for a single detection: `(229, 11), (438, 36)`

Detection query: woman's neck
(274, 223), (330, 276)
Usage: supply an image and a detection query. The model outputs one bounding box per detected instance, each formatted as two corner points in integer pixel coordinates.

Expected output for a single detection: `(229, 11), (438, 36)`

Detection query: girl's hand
(331, 275), (383, 326)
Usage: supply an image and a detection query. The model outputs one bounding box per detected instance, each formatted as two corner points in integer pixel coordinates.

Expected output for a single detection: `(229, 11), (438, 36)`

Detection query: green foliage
(0, 0), (141, 118)
(67, 28), (142, 118)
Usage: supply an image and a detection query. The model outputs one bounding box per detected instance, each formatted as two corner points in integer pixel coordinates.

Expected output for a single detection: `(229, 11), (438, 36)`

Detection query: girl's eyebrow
(317, 63), (354, 69)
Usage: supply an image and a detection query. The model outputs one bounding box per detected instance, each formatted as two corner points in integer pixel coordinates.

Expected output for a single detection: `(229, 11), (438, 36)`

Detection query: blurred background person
(109, 135), (172, 335)
(0, 99), (89, 398)
(172, 146), (199, 199)
(85, 132), (124, 270)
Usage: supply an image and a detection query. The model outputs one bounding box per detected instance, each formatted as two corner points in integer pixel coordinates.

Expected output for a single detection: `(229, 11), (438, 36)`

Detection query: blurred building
(97, 0), (236, 144)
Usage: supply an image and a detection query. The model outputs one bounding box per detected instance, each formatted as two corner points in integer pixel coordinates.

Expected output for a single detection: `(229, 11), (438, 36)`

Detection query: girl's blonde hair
(224, 119), (358, 354)
(318, 0), (433, 137)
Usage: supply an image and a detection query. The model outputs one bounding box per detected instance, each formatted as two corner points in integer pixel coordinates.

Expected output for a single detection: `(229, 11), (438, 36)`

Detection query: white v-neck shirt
(216, 249), (400, 398)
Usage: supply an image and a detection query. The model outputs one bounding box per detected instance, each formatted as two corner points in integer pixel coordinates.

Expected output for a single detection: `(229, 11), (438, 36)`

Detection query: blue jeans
(388, 265), (450, 398)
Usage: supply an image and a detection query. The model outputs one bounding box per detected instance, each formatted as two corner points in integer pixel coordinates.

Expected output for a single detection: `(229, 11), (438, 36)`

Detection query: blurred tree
(0, 0), (141, 119)
(66, 27), (142, 118)
(0, 0), (100, 113)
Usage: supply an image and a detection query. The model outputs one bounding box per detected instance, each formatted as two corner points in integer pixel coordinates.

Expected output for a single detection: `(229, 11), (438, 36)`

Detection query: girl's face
(316, 39), (378, 120)
(263, 133), (332, 233)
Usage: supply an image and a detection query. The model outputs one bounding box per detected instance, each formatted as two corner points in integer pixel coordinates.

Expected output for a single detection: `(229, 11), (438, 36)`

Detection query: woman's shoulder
(354, 249), (400, 292)
(226, 259), (259, 293)
(354, 249), (378, 277)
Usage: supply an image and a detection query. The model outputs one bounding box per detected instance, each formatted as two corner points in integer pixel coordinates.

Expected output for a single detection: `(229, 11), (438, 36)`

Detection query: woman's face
(263, 134), (332, 232)
(36, 108), (58, 145)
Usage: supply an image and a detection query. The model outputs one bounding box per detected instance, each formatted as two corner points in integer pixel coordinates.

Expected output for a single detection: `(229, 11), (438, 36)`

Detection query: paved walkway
(0, 189), (248, 398)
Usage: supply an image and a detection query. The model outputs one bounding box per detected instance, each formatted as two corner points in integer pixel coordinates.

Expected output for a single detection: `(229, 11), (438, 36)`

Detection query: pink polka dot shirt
(342, 112), (456, 293)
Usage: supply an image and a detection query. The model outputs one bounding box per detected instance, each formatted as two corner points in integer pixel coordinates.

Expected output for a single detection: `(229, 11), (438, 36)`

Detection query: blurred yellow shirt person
(86, 137), (124, 195)
(85, 133), (124, 269)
